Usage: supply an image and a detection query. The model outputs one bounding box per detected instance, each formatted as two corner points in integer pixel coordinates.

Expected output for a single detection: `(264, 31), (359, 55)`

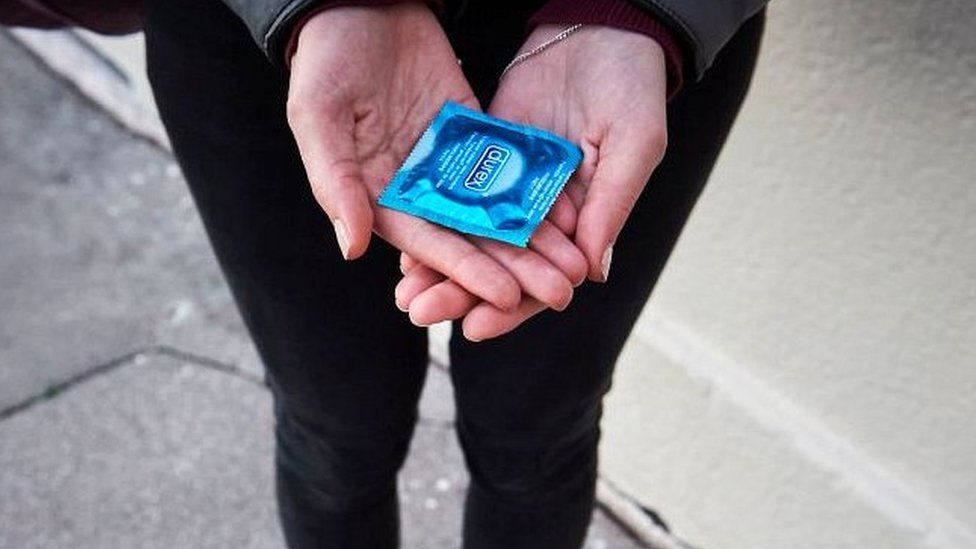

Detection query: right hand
(287, 4), (585, 312)
(393, 24), (670, 340)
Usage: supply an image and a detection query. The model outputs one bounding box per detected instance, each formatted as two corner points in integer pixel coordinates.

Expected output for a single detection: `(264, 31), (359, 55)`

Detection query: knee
(458, 421), (600, 506)
(274, 403), (414, 511)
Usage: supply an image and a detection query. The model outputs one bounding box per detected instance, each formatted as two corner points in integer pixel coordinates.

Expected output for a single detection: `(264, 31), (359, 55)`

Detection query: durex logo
(463, 144), (511, 192)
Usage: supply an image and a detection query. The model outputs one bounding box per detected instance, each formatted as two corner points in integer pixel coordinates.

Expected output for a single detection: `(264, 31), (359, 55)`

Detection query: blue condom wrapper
(377, 102), (582, 247)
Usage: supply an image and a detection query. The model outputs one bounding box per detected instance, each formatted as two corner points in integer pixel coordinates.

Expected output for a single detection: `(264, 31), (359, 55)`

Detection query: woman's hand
(287, 5), (586, 312)
(396, 24), (669, 340)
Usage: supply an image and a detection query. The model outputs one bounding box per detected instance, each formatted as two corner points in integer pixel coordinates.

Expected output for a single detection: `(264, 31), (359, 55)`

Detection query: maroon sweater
(0, 0), (140, 33)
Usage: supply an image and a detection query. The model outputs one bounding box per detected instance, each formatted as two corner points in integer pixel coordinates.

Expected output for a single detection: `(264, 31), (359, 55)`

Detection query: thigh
(143, 0), (429, 435)
(449, 12), (766, 456)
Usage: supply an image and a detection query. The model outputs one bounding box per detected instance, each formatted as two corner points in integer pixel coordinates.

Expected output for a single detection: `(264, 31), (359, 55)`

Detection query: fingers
(564, 177), (588, 211)
(461, 298), (547, 341)
(575, 126), (666, 282)
(395, 264), (478, 326)
(395, 221), (586, 326)
(395, 226), (584, 326)
(547, 192), (578, 235)
(408, 280), (480, 326)
(287, 97), (374, 260)
(395, 263), (543, 336)
(394, 259), (554, 336)
(375, 210), (521, 310)
(395, 265), (552, 339)
(394, 262), (444, 311)
(528, 221), (588, 287)
(399, 252), (418, 274)
(474, 237), (574, 311)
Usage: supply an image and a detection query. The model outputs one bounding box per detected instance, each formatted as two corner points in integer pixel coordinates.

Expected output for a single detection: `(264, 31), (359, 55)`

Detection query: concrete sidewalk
(0, 29), (645, 548)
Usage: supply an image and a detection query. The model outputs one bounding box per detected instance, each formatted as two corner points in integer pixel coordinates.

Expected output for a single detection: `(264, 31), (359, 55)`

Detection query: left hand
(395, 24), (670, 340)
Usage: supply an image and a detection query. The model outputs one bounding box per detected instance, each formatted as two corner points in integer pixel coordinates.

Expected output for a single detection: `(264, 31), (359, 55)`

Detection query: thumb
(288, 99), (373, 260)
(575, 126), (666, 282)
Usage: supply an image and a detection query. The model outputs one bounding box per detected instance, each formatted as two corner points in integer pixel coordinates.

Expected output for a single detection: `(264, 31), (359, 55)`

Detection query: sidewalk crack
(0, 345), (262, 421)
(0, 349), (143, 421)
(152, 345), (264, 386)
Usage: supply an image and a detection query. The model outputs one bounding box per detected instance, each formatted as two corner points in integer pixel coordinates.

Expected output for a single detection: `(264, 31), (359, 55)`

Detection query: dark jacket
(221, 0), (767, 79)
(0, 0), (767, 79)
(631, 0), (767, 76)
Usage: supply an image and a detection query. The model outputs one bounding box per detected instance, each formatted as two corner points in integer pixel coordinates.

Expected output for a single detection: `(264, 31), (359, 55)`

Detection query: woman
(10, 0), (767, 546)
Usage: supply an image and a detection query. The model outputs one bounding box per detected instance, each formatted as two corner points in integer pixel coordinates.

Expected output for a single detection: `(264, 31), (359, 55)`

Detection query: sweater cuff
(529, 0), (685, 100)
(283, 0), (441, 68)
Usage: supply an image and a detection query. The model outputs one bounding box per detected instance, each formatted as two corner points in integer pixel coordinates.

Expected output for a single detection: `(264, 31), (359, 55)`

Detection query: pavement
(0, 29), (645, 549)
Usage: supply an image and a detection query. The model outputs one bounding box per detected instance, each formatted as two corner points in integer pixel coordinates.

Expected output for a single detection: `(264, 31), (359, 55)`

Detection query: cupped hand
(287, 5), (586, 312)
(396, 24), (669, 340)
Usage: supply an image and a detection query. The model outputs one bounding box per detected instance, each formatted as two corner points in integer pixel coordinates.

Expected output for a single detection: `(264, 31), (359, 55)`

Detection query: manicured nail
(333, 219), (350, 259)
(600, 245), (613, 282)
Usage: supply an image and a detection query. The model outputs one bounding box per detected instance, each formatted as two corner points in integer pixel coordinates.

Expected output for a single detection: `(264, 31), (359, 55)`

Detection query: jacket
(0, 0), (767, 79)
(222, 0), (768, 79)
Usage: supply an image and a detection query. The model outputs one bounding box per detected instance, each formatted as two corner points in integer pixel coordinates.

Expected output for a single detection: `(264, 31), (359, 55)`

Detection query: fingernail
(409, 310), (433, 327)
(600, 245), (613, 282)
(393, 285), (408, 312)
(333, 219), (350, 259)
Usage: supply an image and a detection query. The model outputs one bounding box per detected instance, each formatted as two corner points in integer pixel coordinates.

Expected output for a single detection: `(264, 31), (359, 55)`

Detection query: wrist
(529, 0), (684, 99)
(284, 0), (441, 68)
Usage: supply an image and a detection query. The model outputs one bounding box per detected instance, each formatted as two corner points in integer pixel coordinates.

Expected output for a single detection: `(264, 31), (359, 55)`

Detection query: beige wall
(602, 0), (976, 547)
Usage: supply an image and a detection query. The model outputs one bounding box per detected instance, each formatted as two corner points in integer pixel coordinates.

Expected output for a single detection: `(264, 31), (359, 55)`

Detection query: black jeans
(144, 2), (763, 547)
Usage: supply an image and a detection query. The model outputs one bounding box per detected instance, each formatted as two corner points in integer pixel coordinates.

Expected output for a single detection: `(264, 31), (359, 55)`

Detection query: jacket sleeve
(220, 0), (429, 65)
(631, 0), (767, 79)
(220, 0), (317, 63)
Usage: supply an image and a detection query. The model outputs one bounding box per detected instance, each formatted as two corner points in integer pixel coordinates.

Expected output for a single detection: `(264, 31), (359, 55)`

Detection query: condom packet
(378, 102), (582, 247)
